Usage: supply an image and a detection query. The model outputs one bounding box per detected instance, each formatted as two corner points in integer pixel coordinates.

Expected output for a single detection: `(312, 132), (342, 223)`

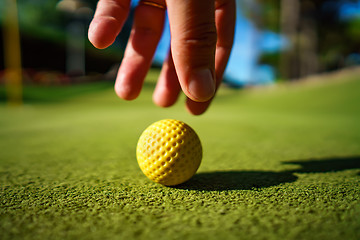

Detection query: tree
(258, 0), (360, 80)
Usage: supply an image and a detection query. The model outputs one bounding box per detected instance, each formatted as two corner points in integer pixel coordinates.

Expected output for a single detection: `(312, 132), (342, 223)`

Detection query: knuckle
(182, 24), (217, 50)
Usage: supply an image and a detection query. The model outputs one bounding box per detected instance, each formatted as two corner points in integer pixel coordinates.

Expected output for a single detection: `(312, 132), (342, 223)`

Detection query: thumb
(166, 0), (216, 102)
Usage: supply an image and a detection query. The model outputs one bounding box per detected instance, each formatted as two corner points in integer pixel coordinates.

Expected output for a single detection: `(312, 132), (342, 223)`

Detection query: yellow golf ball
(136, 119), (202, 186)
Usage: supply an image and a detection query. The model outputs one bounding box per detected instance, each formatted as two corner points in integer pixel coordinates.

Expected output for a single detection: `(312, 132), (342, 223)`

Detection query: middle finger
(115, 0), (166, 100)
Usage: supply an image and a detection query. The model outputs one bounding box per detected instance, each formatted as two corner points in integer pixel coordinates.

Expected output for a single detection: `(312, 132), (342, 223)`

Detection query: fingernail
(188, 69), (215, 102)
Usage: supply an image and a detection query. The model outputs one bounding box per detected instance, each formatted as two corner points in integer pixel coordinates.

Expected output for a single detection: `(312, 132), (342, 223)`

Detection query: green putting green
(1, 69), (360, 240)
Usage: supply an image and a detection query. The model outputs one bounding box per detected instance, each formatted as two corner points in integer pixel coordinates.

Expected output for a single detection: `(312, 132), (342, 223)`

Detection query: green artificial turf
(1, 69), (360, 240)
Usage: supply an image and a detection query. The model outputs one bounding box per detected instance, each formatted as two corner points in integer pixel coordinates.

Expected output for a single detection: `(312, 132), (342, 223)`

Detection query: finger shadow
(284, 156), (360, 173)
(176, 171), (298, 191)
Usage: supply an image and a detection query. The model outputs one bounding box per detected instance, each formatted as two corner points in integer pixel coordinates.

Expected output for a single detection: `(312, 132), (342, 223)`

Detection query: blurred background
(1, 0), (360, 104)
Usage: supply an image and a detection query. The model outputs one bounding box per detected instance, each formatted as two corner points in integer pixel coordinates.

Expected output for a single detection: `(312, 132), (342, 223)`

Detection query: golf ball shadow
(175, 170), (298, 191)
(176, 156), (360, 191)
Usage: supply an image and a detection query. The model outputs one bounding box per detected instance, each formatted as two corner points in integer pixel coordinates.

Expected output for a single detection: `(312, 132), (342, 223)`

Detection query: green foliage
(257, 0), (360, 78)
(346, 17), (360, 40)
(257, 0), (281, 30)
(17, 0), (65, 30)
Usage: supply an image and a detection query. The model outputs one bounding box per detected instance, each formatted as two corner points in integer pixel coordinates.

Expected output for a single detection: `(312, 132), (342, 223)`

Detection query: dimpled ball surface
(136, 119), (202, 186)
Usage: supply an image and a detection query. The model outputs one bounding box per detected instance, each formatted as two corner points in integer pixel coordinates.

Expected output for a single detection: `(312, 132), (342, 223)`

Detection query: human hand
(88, 0), (235, 115)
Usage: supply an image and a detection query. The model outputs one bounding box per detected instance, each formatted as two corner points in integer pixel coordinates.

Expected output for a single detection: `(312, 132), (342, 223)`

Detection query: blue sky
(339, 1), (360, 20)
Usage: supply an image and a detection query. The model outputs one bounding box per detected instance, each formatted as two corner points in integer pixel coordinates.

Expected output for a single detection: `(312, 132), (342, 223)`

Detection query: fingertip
(88, 17), (121, 49)
(115, 85), (139, 101)
(186, 69), (216, 102)
(153, 55), (182, 108)
(152, 86), (179, 108)
(152, 87), (169, 107)
(153, 95), (174, 108)
(114, 76), (139, 101)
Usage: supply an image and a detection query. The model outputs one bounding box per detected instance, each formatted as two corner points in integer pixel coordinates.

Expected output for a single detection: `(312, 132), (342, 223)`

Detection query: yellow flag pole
(3, 0), (22, 106)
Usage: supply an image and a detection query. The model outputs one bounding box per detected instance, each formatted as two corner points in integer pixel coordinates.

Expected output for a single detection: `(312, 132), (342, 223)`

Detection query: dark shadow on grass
(176, 156), (360, 191)
(176, 171), (298, 191)
(283, 156), (360, 173)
